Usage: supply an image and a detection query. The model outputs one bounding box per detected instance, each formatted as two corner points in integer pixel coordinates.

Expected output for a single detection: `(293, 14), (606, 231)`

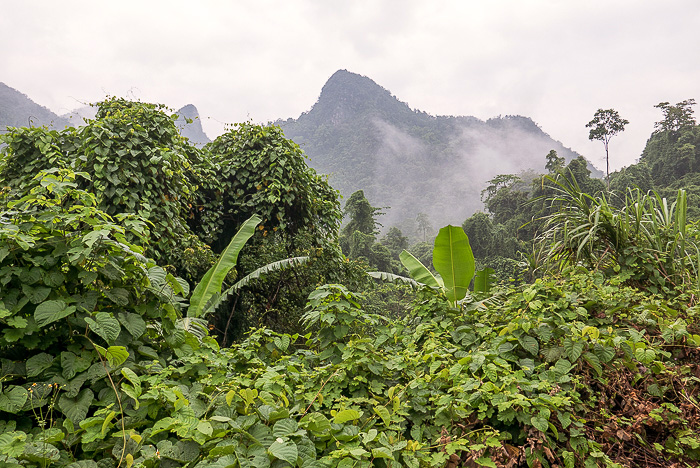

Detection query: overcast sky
(2, 0), (699, 171)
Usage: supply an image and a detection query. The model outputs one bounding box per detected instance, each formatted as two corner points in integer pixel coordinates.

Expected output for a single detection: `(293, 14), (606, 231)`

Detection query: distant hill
(0, 82), (70, 130)
(174, 104), (210, 147)
(61, 105), (97, 125)
(278, 70), (601, 233)
(1, 84), (210, 147)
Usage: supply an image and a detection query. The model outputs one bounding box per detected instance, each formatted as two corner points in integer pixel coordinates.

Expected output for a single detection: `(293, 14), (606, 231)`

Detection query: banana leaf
(187, 214), (261, 317)
(399, 250), (441, 289)
(432, 225), (475, 304)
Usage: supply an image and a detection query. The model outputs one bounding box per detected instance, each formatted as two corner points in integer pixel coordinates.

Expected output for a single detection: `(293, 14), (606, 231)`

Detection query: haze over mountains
(278, 70), (599, 230)
(1, 71), (600, 233)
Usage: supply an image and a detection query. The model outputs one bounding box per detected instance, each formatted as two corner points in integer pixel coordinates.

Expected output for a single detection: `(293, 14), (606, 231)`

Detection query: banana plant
(186, 214), (312, 322)
(370, 225), (475, 307)
(187, 214), (262, 318)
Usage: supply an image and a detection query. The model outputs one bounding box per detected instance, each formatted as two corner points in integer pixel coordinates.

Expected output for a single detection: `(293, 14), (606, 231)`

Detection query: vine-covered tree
(341, 190), (382, 238)
(641, 99), (699, 187)
(586, 108), (628, 190)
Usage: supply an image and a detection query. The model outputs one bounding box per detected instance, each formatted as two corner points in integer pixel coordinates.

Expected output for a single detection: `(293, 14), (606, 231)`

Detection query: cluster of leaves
(1, 99), (350, 342)
(0, 170), (205, 466)
(5, 249), (698, 467)
(461, 156), (605, 283)
(537, 177), (699, 295)
(195, 122), (341, 250)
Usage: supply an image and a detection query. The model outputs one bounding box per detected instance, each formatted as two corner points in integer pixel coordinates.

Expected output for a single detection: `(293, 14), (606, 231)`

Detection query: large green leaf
(26, 353), (55, 377)
(399, 250), (440, 289)
(188, 214), (261, 318)
(34, 300), (76, 327)
(0, 386), (28, 413)
(0, 431), (27, 458)
(202, 256), (310, 317)
(267, 439), (298, 465)
(473, 267), (495, 294)
(333, 409), (361, 424)
(367, 271), (419, 286)
(85, 312), (121, 344)
(432, 225), (475, 304)
(59, 388), (94, 424)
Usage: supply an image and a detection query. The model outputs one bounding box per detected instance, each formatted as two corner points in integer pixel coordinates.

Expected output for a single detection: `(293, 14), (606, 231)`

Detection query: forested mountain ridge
(278, 69), (601, 231)
(0, 82), (70, 129)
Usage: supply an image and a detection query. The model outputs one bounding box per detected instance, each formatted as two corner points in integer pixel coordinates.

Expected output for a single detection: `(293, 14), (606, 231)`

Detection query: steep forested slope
(0, 82), (70, 129)
(279, 70), (601, 230)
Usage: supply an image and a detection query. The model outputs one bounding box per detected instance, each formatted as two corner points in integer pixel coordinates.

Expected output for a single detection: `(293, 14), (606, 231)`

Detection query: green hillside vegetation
(461, 99), (700, 286)
(0, 98), (699, 468)
(278, 70), (601, 237)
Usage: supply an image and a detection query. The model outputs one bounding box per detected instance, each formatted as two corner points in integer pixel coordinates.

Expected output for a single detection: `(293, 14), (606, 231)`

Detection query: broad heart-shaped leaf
(0, 431), (27, 458)
(333, 409), (361, 424)
(22, 284), (51, 304)
(518, 336), (539, 356)
(188, 214), (261, 318)
(399, 250), (440, 289)
(85, 312), (121, 344)
(0, 386), (28, 413)
(272, 418), (299, 438)
(34, 300), (76, 327)
(117, 312), (146, 338)
(432, 225), (475, 304)
(267, 439), (298, 465)
(105, 346), (129, 367)
(26, 353), (55, 377)
(531, 415), (549, 432)
(58, 388), (94, 424)
(563, 339), (584, 362)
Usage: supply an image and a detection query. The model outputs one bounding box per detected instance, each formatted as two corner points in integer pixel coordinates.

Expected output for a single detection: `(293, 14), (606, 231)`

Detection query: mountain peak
(175, 104), (210, 147)
(177, 103), (200, 120)
(310, 70), (412, 124)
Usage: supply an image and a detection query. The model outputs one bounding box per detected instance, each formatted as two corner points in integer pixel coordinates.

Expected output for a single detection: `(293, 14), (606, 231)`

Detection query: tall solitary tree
(586, 108), (629, 190)
(416, 212), (433, 242)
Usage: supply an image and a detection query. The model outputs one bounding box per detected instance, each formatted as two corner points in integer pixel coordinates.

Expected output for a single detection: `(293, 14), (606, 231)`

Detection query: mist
(349, 115), (586, 243)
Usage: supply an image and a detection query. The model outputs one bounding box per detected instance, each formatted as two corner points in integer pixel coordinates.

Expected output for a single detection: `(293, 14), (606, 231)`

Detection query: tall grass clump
(537, 175), (700, 295)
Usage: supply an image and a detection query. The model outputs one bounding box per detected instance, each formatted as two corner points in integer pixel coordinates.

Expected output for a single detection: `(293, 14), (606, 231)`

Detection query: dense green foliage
(339, 191), (401, 274)
(1, 97), (699, 468)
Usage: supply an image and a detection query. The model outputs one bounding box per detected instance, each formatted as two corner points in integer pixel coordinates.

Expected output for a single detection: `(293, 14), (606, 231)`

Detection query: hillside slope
(279, 70), (600, 231)
(0, 82), (70, 130)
